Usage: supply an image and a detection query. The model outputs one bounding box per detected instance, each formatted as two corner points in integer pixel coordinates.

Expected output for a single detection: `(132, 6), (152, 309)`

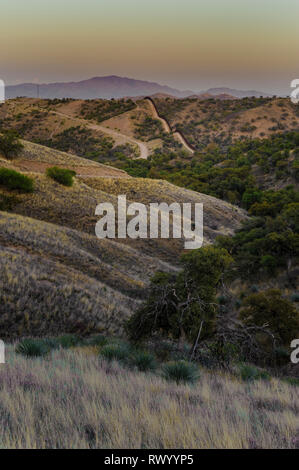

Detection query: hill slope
(0, 139), (246, 337)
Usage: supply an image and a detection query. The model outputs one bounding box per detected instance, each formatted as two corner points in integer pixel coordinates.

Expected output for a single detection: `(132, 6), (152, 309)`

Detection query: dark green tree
(240, 289), (299, 344)
(126, 246), (233, 344)
(0, 130), (24, 160)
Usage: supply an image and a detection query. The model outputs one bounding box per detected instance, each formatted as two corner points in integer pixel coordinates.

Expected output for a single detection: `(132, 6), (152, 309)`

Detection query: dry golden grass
(0, 211), (178, 338)
(0, 346), (298, 449)
(81, 176), (246, 241)
(0, 139), (128, 177)
(0, 144), (246, 262)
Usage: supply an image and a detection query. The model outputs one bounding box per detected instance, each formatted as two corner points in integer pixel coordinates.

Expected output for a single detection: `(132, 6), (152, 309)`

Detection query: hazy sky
(1, 0), (298, 93)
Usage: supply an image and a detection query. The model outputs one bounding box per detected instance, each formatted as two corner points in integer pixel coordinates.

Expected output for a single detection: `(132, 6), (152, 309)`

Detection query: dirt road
(145, 98), (195, 154)
(53, 111), (150, 159)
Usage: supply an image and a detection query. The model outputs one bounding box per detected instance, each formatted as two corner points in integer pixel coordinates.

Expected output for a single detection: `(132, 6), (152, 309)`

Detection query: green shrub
(162, 360), (200, 385)
(282, 377), (299, 387)
(0, 130), (23, 159)
(100, 344), (130, 362)
(0, 193), (19, 211)
(274, 346), (290, 366)
(0, 168), (34, 192)
(15, 338), (49, 357)
(83, 335), (108, 347)
(291, 293), (299, 302)
(56, 334), (81, 349)
(130, 351), (157, 372)
(239, 364), (271, 382)
(46, 167), (76, 186)
(240, 289), (299, 344)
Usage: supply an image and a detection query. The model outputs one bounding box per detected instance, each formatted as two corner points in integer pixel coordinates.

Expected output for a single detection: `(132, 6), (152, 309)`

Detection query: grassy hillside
(0, 98), (298, 450)
(153, 96), (299, 151)
(0, 137), (246, 338)
(1, 343), (298, 449)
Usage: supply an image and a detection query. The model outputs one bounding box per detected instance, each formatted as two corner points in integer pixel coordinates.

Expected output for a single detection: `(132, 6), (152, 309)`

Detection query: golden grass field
(0, 345), (298, 449)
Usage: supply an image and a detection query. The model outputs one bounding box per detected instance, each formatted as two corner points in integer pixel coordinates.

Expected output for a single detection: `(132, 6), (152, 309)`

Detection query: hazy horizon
(2, 0), (299, 95)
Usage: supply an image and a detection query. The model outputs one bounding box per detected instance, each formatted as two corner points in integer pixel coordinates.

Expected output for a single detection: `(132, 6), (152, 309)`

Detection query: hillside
(153, 96), (299, 151)
(1, 344), (298, 449)
(0, 99), (298, 451)
(2, 96), (298, 164)
(0, 139), (245, 337)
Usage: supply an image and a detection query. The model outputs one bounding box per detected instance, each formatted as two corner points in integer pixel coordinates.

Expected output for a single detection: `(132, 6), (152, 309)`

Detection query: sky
(1, 0), (299, 94)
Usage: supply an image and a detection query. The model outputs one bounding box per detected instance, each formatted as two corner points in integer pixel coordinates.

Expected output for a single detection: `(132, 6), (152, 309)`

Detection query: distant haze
(1, 0), (298, 95)
(5, 76), (274, 100)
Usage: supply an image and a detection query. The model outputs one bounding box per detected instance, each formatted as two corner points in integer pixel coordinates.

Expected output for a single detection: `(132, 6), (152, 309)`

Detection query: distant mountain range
(5, 76), (273, 100)
(204, 87), (273, 98)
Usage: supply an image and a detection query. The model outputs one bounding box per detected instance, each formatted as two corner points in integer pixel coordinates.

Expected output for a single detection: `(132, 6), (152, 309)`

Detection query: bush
(56, 334), (80, 349)
(83, 335), (108, 347)
(283, 377), (299, 387)
(0, 168), (34, 192)
(100, 344), (130, 362)
(275, 346), (290, 366)
(0, 193), (19, 211)
(46, 167), (76, 186)
(130, 351), (157, 372)
(162, 360), (200, 385)
(16, 338), (49, 357)
(239, 364), (271, 382)
(291, 293), (299, 303)
(240, 289), (299, 344)
(0, 130), (23, 159)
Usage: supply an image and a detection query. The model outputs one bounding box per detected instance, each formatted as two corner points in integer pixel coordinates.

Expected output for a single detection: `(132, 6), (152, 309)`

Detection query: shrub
(83, 335), (108, 347)
(130, 351), (156, 372)
(275, 346), (290, 366)
(56, 334), (81, 349)
(162, 360), (200, 385)
(46, 167), (76, 186)
(0, 130), (23, 159)
(240, 289), (299, 344)
(15, 338), (49, 357)
(0, 193), (19, 211)
(239, 364), (271, 382)
(100, 344), (129, 362)
(291, 293), (299, 303)
(283, 377), (299, 387)
(0, 168), (34, 192)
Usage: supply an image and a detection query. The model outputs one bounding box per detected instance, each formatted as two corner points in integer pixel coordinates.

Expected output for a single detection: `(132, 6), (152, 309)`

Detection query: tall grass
(0, 346), (298, 449)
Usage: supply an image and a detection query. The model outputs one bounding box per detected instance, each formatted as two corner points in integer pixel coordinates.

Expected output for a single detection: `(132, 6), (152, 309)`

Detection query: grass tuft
(162, 360), (200, 385)
(239, 364), (271, 382)
(15, 338), (49, 357)
(100, 343), (130, 362)
(130, 351), (157, 372)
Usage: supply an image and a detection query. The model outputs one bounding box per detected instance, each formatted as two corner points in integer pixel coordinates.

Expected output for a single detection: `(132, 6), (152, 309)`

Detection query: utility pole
(37, 84), (40, 99)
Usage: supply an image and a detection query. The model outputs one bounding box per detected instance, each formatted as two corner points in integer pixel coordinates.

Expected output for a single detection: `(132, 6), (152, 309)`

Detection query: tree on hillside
(0, 130), (23, 160)
(126, 246), (233, 348)
(240, 289), (299, 344)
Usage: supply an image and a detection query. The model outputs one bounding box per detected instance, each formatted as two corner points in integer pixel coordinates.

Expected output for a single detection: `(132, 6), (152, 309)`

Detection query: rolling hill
(0, 138), (246, 338)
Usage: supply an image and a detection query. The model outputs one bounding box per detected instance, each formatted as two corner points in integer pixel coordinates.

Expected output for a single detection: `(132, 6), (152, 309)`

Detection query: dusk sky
(1, 0), (298, 94)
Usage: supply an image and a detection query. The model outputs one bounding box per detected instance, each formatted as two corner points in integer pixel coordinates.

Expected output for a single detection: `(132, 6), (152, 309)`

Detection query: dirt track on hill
(144, 97), (195, 154)
(53, 111), (150, 159)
